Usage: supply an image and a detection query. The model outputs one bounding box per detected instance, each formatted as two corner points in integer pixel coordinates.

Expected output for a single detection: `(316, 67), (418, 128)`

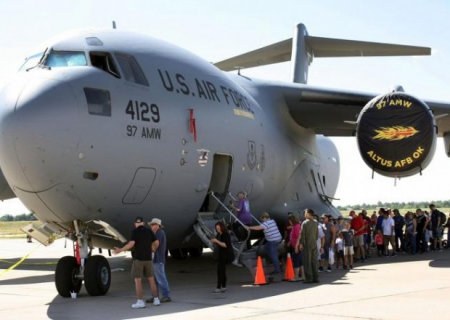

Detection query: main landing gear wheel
(187, 247), (203, 258)
(84, 255), (111, 296)
(55, 256), (82, 298)
(169, 248), (189, 260)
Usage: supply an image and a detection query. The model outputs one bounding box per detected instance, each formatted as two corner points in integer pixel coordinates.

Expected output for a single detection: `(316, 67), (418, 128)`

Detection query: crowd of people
(277, 204), (449, 281)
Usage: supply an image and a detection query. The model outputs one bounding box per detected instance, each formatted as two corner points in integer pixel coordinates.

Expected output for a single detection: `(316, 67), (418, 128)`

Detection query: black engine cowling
(356, 92), (437, 178)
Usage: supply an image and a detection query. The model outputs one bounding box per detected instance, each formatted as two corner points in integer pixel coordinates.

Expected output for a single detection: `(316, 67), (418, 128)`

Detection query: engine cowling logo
(373, 126), (419, 141)
(356, 92), (436, 177)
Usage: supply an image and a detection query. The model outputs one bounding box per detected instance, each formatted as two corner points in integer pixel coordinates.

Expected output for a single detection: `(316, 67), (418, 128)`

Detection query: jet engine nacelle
(356, 92), (437, 178)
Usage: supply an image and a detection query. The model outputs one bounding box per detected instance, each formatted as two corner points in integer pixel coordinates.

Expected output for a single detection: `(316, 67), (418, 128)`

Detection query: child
(375, 229), (384, 256)
(335, 232), (344, 269)
(342, 222), (354, 269)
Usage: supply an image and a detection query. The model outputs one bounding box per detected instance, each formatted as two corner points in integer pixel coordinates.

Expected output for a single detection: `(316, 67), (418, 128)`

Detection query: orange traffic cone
(253, 256), (268, 285)
(283, 253), (295, 281)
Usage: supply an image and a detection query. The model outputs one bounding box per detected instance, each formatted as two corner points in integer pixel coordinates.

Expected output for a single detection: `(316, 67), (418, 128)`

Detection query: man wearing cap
(113, 217), (160, 309)
(246, 212), (282, 274)
(148, 218), (171, 303)
(393, 209), (405, 253)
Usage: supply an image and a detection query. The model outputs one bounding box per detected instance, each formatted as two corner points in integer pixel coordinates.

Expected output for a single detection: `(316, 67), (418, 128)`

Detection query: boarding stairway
(193, 191), (276, 280)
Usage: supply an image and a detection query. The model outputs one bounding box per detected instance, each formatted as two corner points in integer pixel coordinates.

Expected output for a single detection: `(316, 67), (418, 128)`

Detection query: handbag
(328, 248), (335, 265)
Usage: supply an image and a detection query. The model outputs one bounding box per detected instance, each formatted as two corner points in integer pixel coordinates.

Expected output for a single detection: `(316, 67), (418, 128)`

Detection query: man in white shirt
(381, 211), (396, 256)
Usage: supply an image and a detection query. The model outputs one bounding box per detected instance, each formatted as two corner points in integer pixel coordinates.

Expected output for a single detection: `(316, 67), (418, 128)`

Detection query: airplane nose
(0, 76), (79, 192)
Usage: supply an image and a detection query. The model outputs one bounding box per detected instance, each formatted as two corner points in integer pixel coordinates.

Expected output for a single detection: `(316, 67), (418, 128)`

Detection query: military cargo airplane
(0, 23), (449, 297)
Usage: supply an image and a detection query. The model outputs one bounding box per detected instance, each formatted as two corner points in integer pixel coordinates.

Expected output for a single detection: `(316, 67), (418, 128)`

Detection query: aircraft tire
(84, 255), (111, 296)
(187, 247), (203, 258)
(169, 249), (188, 260)
(55, 256), (82, 298)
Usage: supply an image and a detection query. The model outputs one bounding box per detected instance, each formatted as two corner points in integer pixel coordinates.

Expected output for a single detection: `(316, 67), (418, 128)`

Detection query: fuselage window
(84, 88), (111, 117)
(19, 52), (44, 71)
(115, 53), (149, 86)
(90, 52), (120, 78)
(44, 51), (87, 67)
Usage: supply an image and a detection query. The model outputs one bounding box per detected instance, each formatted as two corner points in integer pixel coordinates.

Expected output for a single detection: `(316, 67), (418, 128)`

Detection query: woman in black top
(210, 221), (234, 293)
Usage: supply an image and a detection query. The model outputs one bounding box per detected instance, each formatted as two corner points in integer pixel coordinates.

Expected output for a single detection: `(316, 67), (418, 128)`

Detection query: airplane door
(201, 154), (233, 212)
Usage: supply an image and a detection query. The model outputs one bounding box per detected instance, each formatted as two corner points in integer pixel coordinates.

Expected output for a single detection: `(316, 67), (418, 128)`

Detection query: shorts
(337, 250), (344, 259)
(290, 247), (303, 268)
(131, 260), (154, 278)
(353, 235), (364, 247)
(344, 246), (354, 256)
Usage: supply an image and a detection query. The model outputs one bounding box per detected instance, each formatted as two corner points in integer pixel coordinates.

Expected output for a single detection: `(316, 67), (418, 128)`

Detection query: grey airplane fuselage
(0, 29), (339, 247)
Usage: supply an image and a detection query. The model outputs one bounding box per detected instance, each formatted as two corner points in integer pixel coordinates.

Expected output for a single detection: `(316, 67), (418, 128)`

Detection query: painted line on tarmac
(0, 244), (43, 277)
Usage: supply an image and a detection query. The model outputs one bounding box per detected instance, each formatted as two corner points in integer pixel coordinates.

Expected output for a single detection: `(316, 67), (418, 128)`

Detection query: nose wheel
(55, 256), (82, 297)
(84, 255), (111, 296)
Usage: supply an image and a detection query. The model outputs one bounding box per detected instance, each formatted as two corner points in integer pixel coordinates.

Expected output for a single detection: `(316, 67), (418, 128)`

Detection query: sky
(0, 0), (450, 215)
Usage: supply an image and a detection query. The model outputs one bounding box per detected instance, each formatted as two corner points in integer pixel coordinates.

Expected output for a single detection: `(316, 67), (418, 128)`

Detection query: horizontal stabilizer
(214, 36), (431, 72)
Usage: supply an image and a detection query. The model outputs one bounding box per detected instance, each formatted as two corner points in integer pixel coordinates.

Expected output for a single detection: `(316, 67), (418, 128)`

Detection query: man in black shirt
(114, 217), (160, 308)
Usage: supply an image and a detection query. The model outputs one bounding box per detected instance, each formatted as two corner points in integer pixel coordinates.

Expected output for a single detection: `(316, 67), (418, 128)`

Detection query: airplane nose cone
(0, 76), (79, 192)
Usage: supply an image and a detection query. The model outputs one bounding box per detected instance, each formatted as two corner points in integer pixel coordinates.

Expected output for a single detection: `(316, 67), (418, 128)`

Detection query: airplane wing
(214, 36), (430, 72)
(280, 82), (450, 137)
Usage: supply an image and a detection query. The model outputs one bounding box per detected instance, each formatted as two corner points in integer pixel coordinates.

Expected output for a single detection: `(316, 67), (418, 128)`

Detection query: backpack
(440, 211), (447, 227)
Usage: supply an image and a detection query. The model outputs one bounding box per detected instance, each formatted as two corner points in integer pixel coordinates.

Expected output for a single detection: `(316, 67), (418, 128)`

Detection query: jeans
(265, 240), (281, 273)
(395, 229), (404, 252)
(153, 262), (170, 298)
(407, 233), (416, 254)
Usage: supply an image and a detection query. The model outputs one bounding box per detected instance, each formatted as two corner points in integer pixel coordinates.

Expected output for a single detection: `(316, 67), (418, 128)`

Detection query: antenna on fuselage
(112, 21), (117, 29)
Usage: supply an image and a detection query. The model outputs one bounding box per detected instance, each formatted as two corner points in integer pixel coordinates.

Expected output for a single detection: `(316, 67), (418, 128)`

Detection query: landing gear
(169, 247), (203, 259)
(187, 247), (203, 258)
(55, 220), (112, 297)
(55, 256), (82, 297)
(84, 255), (111, 296)
(169, 248), (189, 260)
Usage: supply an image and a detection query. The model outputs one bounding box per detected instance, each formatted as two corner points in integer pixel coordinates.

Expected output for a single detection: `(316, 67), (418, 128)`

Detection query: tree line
(337, 200), (450, 211)
(0, 213), (37, 222)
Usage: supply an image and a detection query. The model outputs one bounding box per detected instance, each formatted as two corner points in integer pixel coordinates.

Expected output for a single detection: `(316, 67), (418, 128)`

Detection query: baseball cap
(135, 217), (144, 223)
(149, 218), (163, 228)
(338, 216), (343, 220)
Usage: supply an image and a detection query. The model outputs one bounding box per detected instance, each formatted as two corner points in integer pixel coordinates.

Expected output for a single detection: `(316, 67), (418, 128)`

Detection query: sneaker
(343, 265), (347, 270)
(160, 297), (171, 303)
(349, 265), (353, 269)
(361, 259), (366, 263)
(153, 297), (161, 306)
(145, 297), (154, 304)
(210, 288), (222, 294)
(232, 260), (244, 267)
(318, 267), (324, 273)
(327, 266), (332, 273)
(132, 300), (146, 309)
(220, 288), (227, 293)
(391, 253), (397, 257)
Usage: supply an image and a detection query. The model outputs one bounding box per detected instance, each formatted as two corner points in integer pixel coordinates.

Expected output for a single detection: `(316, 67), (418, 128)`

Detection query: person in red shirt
(350, 211), (366, 262)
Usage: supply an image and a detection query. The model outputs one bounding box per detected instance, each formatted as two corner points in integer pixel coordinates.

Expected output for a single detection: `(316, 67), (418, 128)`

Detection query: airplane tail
(214, 23), (430, 84)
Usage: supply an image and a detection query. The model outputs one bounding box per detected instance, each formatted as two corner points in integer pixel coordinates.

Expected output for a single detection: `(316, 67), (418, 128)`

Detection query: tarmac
(0, 238), (449, 320)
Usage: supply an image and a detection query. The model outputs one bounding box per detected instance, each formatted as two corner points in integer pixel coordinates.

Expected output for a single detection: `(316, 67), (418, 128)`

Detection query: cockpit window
(19, 52), (44, 71)
(44, 51), (87, 67)
(115, 53), (149, 86)
(89, 52), (120, 78)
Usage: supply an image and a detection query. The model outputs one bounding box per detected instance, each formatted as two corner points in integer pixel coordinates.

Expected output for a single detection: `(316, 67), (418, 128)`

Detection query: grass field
(0, 221), (33, 238)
